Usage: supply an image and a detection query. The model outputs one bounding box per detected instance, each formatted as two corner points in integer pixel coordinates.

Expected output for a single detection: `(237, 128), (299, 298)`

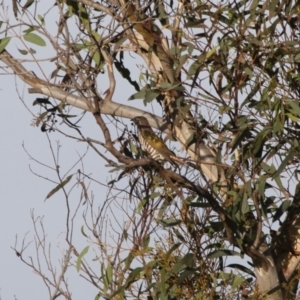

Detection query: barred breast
(138, 132), (165, 161)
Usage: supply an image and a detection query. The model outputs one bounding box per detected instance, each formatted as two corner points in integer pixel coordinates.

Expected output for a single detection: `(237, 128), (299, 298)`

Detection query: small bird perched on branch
(132, 116), (178, 166)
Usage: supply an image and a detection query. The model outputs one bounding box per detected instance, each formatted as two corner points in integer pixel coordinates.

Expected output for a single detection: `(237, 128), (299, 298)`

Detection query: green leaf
(166, 243), (181, 258)
(18, 48), (28, 55)
(149, 192), (160, 199)
(157, 219), (181, 227)
(126, 267), (143, 285)
(273, 119), (283, 134)
(45, 175), (73, 200)
(178, 269), (195, 283)
(171, 260), (186, 273)
(230, 128), (251, 153)
(184, 19), (206, 28)
(274, 174), (287, 195)
(241, 190), (250, 214)
(37, 14), (45, 25)
(227, 263), (255, 277)
(205, 242), (223, 250)
(29, 48), (36, 54)
(81, 226), (88, 238)
(94, 294), (101, 300)
(273, 200), (291, 221)
(207, 249), (241, 259)
(125, 251), (134, 269)
(76, 246), (89, 271)
(24, 33), (46, 46)
(258, 175), (268, 198)
(232, 275), (246, 290)
(104, 263), (112, 288)
(169, 45), (183, 55)
(210, 273), (218, 287)
(272, 150), (294, 179)
(128, 89), (146, 100)
(173, 229), (186, 242)
(74, 43), (88, 51)
(143, 235), (150, 249)
(0, 37), (11, 53)
(208, 222), (224, 232)
(160, 267), (167, 298)
(181, 253), (195, 267)
(144, 90), (159, 103)
(12, 0), (18, 18)
(187, 61), (200, 77)
(286, 113), (299, 122)
(288, 100), (300, 116)
(253, 133), (265, 157)
(156, 2), (169, 25)
(22, 0), (34, 11)
(206, 46), (218, 59)
(93, 51), (101, 66)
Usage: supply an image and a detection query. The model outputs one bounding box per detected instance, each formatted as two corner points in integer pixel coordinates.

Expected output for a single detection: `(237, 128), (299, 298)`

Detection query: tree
(2, 0), (300, 299)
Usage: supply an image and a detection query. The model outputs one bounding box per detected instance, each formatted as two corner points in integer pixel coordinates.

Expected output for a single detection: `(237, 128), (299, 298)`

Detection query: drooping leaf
(80, 226), (88, 238)
(45, 175), (73, 200)
(272, 149), (294, 179)
(76, 246), (89, 271)
(227, 263), (255, 277)
(22, 0), (34, 11)
(12, 0), (18, 17)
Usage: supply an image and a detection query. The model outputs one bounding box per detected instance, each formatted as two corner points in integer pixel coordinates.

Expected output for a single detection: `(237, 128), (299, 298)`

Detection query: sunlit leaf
(0, 37), (11, 53)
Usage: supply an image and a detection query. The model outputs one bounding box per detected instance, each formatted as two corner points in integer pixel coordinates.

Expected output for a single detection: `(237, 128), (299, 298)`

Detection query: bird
(132, 116), (178, 166)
